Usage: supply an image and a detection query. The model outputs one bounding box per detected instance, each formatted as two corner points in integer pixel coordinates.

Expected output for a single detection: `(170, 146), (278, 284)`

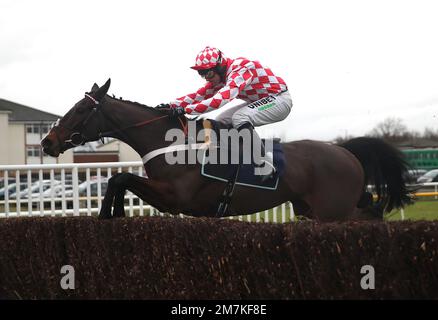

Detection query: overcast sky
(1, 0), (437, 141)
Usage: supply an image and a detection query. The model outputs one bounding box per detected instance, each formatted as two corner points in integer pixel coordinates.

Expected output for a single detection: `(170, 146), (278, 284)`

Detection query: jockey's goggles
(198, 68), (216, 80)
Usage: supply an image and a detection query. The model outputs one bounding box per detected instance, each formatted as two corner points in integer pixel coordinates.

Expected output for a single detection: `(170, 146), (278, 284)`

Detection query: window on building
(41, 124), (50, 135)
(27, 146), (41, 157)
(27, 124), (38, 134)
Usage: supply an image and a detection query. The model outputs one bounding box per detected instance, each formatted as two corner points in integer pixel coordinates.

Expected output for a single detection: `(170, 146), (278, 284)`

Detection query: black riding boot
(236, 122), (275, 181)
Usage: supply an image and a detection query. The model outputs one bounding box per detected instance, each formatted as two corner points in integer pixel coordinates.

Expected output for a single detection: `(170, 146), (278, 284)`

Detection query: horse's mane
(104, 95), (235, 134)
(107, 94), (166, 115)
(105, 94), (205, 130)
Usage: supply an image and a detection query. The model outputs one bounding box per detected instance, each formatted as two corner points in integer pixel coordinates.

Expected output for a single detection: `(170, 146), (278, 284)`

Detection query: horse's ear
(95, 78), (111, 100)
(91, 83), (99, 92)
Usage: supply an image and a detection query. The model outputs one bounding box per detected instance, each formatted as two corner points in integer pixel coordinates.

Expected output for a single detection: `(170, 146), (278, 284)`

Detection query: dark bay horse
(41, 79), (413, 221)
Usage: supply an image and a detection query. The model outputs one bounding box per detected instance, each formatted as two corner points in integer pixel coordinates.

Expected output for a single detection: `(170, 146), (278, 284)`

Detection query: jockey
(157, 46), (293, 179)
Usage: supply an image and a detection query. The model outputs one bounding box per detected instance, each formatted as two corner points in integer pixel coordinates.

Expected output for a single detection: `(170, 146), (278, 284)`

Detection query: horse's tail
(340, 137), (414, 216)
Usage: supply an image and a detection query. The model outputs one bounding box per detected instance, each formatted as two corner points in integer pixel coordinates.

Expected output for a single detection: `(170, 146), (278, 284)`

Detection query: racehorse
(41, 79), (413, 221)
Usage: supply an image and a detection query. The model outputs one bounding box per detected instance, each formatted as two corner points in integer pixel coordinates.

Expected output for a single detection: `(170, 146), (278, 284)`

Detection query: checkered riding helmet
(190, 46), (226, 70)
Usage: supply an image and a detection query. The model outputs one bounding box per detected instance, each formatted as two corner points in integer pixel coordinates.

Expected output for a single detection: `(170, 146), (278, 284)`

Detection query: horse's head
(41, 79), (111, 157)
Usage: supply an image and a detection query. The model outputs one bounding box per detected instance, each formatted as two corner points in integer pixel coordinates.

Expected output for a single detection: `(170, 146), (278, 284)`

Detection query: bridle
(49, 93), (105, 147)
(49, 93), (186, 149)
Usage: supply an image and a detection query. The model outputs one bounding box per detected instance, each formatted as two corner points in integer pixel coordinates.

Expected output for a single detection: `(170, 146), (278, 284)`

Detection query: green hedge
(0, 217), (437, 299)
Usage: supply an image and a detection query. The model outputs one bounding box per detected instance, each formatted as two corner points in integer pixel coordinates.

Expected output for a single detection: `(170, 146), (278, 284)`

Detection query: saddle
(197, 119), (286, 190)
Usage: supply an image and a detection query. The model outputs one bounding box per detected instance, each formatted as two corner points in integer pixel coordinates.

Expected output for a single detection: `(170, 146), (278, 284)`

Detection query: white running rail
(1, 162), (295, 222)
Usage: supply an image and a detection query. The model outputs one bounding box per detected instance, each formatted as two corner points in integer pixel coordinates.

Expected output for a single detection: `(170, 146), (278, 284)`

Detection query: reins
(99, 114), (171, 137)
(53, 94), (188, 148)
(88, 96), (188, 139)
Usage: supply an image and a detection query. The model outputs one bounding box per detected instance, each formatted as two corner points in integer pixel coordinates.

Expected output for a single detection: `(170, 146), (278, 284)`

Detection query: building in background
(401, 148), (438, 171)
(1, 98), (141, 165)
(0, 98), (73, 165)
(71, 138), (141, 163)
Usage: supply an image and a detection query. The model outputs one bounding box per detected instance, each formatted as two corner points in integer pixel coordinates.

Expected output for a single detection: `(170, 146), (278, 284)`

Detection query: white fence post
(38, 169), (44, 216)
(138, 166), (144, 216)
(86, 168), (91, 216)
(27, 170), (32, 216)
(50, 169), (55, 216)
(4, 171), (9, 217)
(128, 166), (134, 217)
(289, 201), (295, 222)
(281, 203), (286, 223)
(96, 168), (102, 214)
(72, 166), (80, 216)
(15, 170), (21, 217)
(61, 169), (66, 217)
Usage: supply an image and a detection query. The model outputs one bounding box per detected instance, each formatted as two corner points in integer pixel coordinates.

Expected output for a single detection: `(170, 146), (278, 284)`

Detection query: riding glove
(156, 104), (185, 117)
(171, 106), (186, 117)
(155, 103), (171, 109)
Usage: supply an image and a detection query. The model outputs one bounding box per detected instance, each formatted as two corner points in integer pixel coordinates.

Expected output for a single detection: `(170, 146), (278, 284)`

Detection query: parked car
(0, 178), (16, 189)
(64, 178), (109, 198)
(417, 169), (438, 184)
(0, 183), (28, 200)
(404, 169), (427, 184)
(62, 178), (109, 210)
(26, 184), (74, 199)
(13, 180), (62, 199)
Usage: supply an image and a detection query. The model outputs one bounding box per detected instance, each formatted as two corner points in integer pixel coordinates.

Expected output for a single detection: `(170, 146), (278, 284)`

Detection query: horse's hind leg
(304, 190), (359, 222)
(352, 202), (385, 220)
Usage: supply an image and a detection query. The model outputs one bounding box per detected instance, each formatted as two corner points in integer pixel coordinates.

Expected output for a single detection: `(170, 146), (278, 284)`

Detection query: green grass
(385, 200), (438, 221)
(233, 199), (438, 223)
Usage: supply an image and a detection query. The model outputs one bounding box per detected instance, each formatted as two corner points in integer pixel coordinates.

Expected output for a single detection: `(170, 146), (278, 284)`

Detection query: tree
(423, 127), (438, 140)
(333, 133), (355, 144)
(367, 117), (408, 142)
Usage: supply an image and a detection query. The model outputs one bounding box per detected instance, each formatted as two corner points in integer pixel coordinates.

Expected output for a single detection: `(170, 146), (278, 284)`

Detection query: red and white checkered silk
(190, 46), (223, 70)
(172, 57), (288, 115)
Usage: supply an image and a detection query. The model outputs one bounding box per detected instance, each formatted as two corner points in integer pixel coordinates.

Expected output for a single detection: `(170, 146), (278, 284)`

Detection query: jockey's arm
(171, 82), (216, 109)
(184, 68), (253, 114)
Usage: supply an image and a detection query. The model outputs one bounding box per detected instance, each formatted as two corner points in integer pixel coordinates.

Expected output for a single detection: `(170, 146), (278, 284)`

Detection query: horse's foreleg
(104, 172), (177, 216)
(99, 173), (132, 219)
(112, 189), (126, 218)
(98, 173), (122, 219)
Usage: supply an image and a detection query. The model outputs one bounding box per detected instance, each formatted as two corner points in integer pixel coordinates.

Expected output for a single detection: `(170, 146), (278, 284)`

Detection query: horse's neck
(102, 98), (182, 158)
